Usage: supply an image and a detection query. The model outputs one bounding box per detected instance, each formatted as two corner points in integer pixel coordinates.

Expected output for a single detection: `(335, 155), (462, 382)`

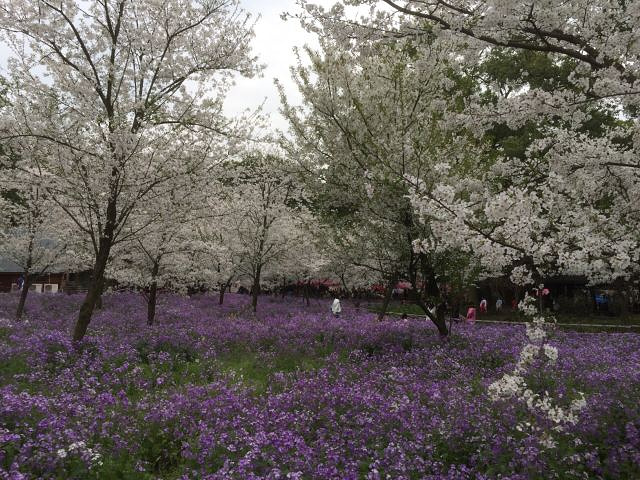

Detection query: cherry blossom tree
(279, 32), (482, 333)
(0, 175), (80, 320)
(192, 217), (243, 305)
(187, 176), (253, 306)
(268, 222), (328, 306)
(0, 0), (260, 340)
(295, 0), (640, 291)
(221, 153), (312, 312)
(195, 229), (245, 305)
(108, 188), (205, 325)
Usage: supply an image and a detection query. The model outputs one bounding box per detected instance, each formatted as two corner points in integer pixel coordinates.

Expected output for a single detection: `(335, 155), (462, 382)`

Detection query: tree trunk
(147, 283), (158, 325)
(407, 262), (448, 336)
(412, 292), (448, 336)
(96, 286), (104, 310)
(619, 290), (629, 317)
(377, 276), (396, 322)
(450, 295), (459, 319)
(147, 261), (160, 326)
(219, 277), (233, 305)
(421, 262), (449, 336)
(340, 274), (348, 294)
(251, 266), (262, 312)
(73, 239), (112, 342)
(437, 301), (450, 335)
(16, 275), (31, 320)
(218, 283), (226, 305)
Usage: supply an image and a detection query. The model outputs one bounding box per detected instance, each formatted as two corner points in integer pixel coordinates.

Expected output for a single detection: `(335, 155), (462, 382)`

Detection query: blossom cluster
(489, 294), (586, 438)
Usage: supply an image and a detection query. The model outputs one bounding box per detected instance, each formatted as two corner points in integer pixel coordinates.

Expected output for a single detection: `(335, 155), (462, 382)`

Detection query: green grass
(369, 303), (427, 316)
(215, 350), (326, 395)
(128, 345), (333, 398)
(0, 326), (11, 340)
(370, 302), (640, 329)
(0, 355), (30, 387)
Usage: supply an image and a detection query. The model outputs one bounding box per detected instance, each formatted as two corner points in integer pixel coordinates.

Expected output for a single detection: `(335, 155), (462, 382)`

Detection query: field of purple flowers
(0, 292), (639, 479)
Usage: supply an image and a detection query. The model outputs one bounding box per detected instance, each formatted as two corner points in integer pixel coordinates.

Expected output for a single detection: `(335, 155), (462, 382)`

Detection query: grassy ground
(369, 301), (640, 331)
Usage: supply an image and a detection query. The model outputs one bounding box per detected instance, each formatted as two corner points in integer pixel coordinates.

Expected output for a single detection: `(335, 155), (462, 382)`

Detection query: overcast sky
(225, 0), (333, 133)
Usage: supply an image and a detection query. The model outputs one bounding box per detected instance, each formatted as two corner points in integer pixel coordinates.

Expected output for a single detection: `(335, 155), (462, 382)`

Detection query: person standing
(496, 298), (503, 312)
(466, 306), (476, 324)
(479, 298), (488, 313)
(331, 297), (342, 317)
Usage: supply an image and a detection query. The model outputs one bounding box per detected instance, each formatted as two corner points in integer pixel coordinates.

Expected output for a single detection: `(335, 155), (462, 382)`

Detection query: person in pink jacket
(466, 306), (476, 324)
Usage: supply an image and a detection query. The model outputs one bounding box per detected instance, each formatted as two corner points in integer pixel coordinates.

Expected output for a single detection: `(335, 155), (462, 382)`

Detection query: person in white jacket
(331, 297), (342, 317)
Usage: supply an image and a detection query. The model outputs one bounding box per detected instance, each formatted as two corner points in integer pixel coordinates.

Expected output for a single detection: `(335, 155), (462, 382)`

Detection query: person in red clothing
(479, 298), (488, 313)
(466, 306), (476, 324)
